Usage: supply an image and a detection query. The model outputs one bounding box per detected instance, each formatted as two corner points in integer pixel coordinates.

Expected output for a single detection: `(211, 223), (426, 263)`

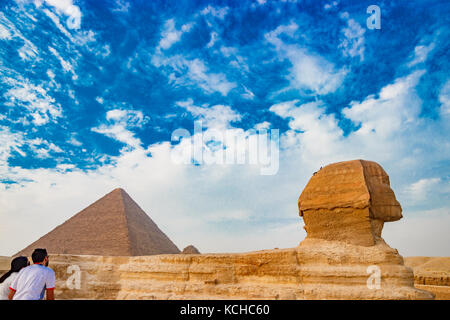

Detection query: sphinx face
(361, 160), (402, 222)
(298, 160), (403, 246)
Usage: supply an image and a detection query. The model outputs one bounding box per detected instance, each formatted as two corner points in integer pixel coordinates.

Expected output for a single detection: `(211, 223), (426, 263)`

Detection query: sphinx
(298, 159), (402, 246)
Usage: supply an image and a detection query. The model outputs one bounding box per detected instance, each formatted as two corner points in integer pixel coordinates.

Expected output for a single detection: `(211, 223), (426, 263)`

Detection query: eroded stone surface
(298, 160), (402, 246)
(47, 242), (434, 300)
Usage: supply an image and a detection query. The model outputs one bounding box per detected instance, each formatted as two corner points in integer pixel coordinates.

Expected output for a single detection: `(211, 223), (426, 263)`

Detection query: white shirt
(0, 272), (18, 300)
(10, 264), (55, 300)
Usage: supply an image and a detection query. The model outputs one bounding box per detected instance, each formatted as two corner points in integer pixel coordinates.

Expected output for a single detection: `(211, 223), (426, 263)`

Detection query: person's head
(11, 256), (29, 271)
(32, 248), (49, 266)
(0, 256), (29, 283)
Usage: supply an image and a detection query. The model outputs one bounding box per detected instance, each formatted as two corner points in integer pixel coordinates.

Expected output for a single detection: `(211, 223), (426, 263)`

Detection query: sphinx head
(298, 160), (402, 246)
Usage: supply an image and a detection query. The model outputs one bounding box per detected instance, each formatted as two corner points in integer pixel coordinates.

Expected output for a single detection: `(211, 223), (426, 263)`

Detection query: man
(8, 248), (55, 300)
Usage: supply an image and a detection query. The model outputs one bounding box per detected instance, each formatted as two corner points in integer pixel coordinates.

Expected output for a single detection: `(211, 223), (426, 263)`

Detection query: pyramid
(15, 188), (180, 256)
(181, 245), (200, 254)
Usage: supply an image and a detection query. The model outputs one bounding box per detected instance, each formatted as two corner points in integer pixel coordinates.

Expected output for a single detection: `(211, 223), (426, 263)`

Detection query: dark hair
(0, 256), (29, 284)
(31, 248), (48, 264)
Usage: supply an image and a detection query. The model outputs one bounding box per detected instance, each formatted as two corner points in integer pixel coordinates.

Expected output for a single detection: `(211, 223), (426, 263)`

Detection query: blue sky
(0, 0), (449, 256)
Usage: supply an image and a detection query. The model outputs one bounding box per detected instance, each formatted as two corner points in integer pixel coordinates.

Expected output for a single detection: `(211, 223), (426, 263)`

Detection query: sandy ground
(404, 256), (450, 299)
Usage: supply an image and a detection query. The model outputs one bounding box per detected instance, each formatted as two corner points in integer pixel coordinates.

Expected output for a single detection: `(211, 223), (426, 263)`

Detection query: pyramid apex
(110, 187), (130, 197)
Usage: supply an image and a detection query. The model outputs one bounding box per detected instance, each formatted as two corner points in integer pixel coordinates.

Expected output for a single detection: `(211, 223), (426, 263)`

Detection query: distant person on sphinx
(8, 248), (55, 300)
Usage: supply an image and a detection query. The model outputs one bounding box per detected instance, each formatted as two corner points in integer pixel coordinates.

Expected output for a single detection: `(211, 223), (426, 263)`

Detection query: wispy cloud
(439, 80), (450, 116)
(339, 12), (365, 61)
(152, 53), (237, 96)
(343, 70), (425, 138)
(266, 22), (348, 95)
(37, 0), (82, 29)
(3, 76), (62, 125)
(177, 98), (242, 130)
(157, 18), (193, 50)
(408, 43), (435, 67)
(405, 177), (441, 202)
(200, 5), (229, 20)
(92, 109), (149, 149)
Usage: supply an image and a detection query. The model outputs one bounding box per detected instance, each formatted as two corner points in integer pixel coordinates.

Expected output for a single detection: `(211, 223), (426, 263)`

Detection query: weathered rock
(298, 159), (402, 246)
(47, 242), (434, 300)
(181, 245), (201, 254)
(404, 257), (450, 300)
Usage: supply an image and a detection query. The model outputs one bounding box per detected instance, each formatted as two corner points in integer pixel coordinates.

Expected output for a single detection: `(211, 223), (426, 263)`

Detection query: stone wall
(404, 257), (450, 300)
(48, 240), (435, 300)
(3, 253), (448, 300)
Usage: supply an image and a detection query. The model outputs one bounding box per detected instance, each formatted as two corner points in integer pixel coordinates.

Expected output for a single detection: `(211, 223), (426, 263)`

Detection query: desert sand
(404, 257), (450, 300)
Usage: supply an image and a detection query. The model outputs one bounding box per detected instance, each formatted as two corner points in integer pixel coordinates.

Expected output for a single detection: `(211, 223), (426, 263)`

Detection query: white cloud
(46, 69), (55, 79)
(92, 124), (142, 149)
(28, 138), (64, 159)
(343, 70), (425, 138)
(0, 13), (16, 40)
(206, 31), (218, 48)
(324, 1), (338, 10)
(152, 53), (237, 96)
(266, 22), (348, 95)
(112, 0), (130, 13)
(0, 127), (26, 172)
(92, 109), (148, 149)
(0, 23), (12, 40)
(67, 134), (82, 147)
(105, 109), (147, 127)
(177, 99), (241, 130)
(38, 0), (82, 29)
(241, 85), (255, 100)
(43, 8), (73, 39)
(219, 46), (250, 74)
(42, 8), (95, 46)
(254, 121), (270, 130)
(270, 100), (343, 159)
(0, 12), (39, 60)
(2, 76), (62, 125)
(439, 79), (450, 116)
(289, 50), (348, 94)
(201, 5), (229, 20)
(48, 46), (76, 77)
(186, 58), (236, 95)
(339, 12), (365, 61)
(408, 43), (435, 67)
(404, 178), (441, 202)
(158, 19), (193, 50)
(18, 41), (38, 60)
